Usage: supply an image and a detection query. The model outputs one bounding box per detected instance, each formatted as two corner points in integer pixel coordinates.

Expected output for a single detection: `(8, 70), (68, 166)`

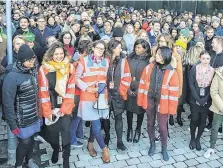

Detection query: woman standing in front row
(188, 51), (214, 151)
(138, 47), (179, 161)
(126, 39), (151, 143)
(39, 42), (76, 168)
(105, 39), (131, 150)
(75, 40), (110, 163)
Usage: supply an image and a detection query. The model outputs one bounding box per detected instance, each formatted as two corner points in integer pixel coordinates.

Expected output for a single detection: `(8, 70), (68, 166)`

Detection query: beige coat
(210, 67), (223, 115)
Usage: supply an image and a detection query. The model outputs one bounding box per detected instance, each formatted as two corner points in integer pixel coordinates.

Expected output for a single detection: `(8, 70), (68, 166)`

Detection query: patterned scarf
(196, 64), (214, 87)
(42, 57), (70, 97)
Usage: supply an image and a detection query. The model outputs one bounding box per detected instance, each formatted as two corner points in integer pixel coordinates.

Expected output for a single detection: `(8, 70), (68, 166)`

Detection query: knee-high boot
(62, 144), (70, 168)
(103, 119), (110, 146)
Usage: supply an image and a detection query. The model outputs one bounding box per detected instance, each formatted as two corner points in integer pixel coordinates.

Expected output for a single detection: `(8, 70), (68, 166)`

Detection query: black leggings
(15, 135), (35, 167)
(127, 111), (144, 131)
(103, 112), (124, 142)
(190, 104), (209, 141)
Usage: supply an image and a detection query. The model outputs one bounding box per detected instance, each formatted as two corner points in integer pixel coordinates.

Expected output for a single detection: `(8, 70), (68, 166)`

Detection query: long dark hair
(106, 39), (122, 59)
(156, 46), (172, 65)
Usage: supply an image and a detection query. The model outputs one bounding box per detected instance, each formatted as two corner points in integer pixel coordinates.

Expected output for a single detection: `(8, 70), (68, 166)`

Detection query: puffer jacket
(2, 62), (40, 131)
(210, 67), (223, 115)
(126, 53), (149, 114)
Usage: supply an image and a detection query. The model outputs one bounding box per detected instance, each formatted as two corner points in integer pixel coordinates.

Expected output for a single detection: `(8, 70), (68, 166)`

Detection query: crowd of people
(0, 1), (223, 168)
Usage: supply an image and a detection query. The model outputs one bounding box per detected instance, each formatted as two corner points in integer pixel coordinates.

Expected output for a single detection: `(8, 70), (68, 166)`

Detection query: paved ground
(1, 104), (223, 168)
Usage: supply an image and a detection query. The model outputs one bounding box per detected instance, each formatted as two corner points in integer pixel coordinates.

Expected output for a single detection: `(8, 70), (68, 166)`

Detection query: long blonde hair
(183, 45), (203, 66)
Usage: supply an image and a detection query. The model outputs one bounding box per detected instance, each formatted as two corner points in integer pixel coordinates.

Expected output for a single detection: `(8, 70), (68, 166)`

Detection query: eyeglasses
(95, 47), (105, 51)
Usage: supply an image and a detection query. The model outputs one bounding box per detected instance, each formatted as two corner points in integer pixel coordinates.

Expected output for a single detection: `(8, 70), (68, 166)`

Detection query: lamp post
(6, 0), (17, 166)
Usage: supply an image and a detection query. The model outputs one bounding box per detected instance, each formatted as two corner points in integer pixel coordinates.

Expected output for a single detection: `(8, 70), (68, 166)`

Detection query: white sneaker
(34, 135), (46, 143)
(204, 148), (215, 158)
(218, 132), (222, 136)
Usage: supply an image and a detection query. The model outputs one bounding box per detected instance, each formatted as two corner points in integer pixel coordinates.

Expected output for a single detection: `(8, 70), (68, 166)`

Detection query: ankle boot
(148, 141), (156, 156)
(189, 139), (196, 150)
(196, 139), (201, 151)
(117, 141), (127, 151)
(87, 142), (97, 157)
(51, 144), (60, 164)
(127, 129), (133, 142)
(169, 115), (174, 126)
(161, 147), (169, 161)
(177, 110), (183, 126)
(62, 144), (70, 168)
(133, 129), (141, 143)
(102, 146), (110, 163)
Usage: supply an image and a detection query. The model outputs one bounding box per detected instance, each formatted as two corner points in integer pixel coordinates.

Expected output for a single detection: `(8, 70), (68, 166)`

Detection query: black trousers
(190, 103), (209, 141)
(44, 115), (72, 161)
(15, 135), (35, 167)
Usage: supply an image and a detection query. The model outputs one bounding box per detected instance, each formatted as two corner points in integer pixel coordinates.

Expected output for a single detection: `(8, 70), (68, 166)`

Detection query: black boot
(51, 144), (60, 164)
(148, 141), (156, 156)
(127, 129), (133, 142)
(103, 119), (110, 146)
(177, 110), (183, 126)
(169, 115), (174, 126)
(63, 144), (70, 168)
(196, 139), (201, 151)
(117, 141), (127, 151)
(189, 140), (196, 150)
(133, 129), (141, 143)
(161, 147), (169, 161)
(104, 135), (110, 146)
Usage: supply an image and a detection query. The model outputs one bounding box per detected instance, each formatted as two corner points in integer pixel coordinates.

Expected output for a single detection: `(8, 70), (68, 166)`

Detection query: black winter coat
(2, 62), (40, 131)
(107, 55), (126, 116)
(188, 65), (212, 106)
(126, 53), (149, 114)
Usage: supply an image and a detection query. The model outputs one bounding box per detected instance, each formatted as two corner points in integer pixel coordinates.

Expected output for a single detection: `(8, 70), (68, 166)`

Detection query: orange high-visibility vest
(119, 58), (132, 100)
(79, 56), (109, 102)
(38, 63), (76, 118)
(137, 63), (180, 115)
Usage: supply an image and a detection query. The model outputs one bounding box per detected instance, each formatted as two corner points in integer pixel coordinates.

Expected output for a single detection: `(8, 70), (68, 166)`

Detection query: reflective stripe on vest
(68, 84), (75, 89)
(40, 86), (48, 91)
(40, 97), (50, 103)
(161, 95), (178, 101)
(64, 94), (75, 99)
(39, 67), (47, 87)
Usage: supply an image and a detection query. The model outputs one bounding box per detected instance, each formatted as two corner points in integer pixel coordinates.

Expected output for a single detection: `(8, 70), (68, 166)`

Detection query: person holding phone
(38, 42), (75, 168)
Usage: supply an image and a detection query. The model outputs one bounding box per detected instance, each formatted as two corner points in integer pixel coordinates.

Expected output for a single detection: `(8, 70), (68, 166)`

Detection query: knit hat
(113, 27), (124, 37)
(18, 44), (35, 63)
(180, 28), (190, 38)
(23, 32), (35, 42)
(175, 39), (187, 50)
(195, 38), (205, 45)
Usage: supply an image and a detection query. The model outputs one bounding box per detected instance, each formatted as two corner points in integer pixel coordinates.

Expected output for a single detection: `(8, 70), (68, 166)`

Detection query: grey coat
(126, 53), (149, 114)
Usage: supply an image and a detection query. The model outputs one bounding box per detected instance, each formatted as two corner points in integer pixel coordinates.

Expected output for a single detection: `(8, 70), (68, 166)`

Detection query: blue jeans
(89, 119), (106, 149)
(70, 116), (84, 145)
